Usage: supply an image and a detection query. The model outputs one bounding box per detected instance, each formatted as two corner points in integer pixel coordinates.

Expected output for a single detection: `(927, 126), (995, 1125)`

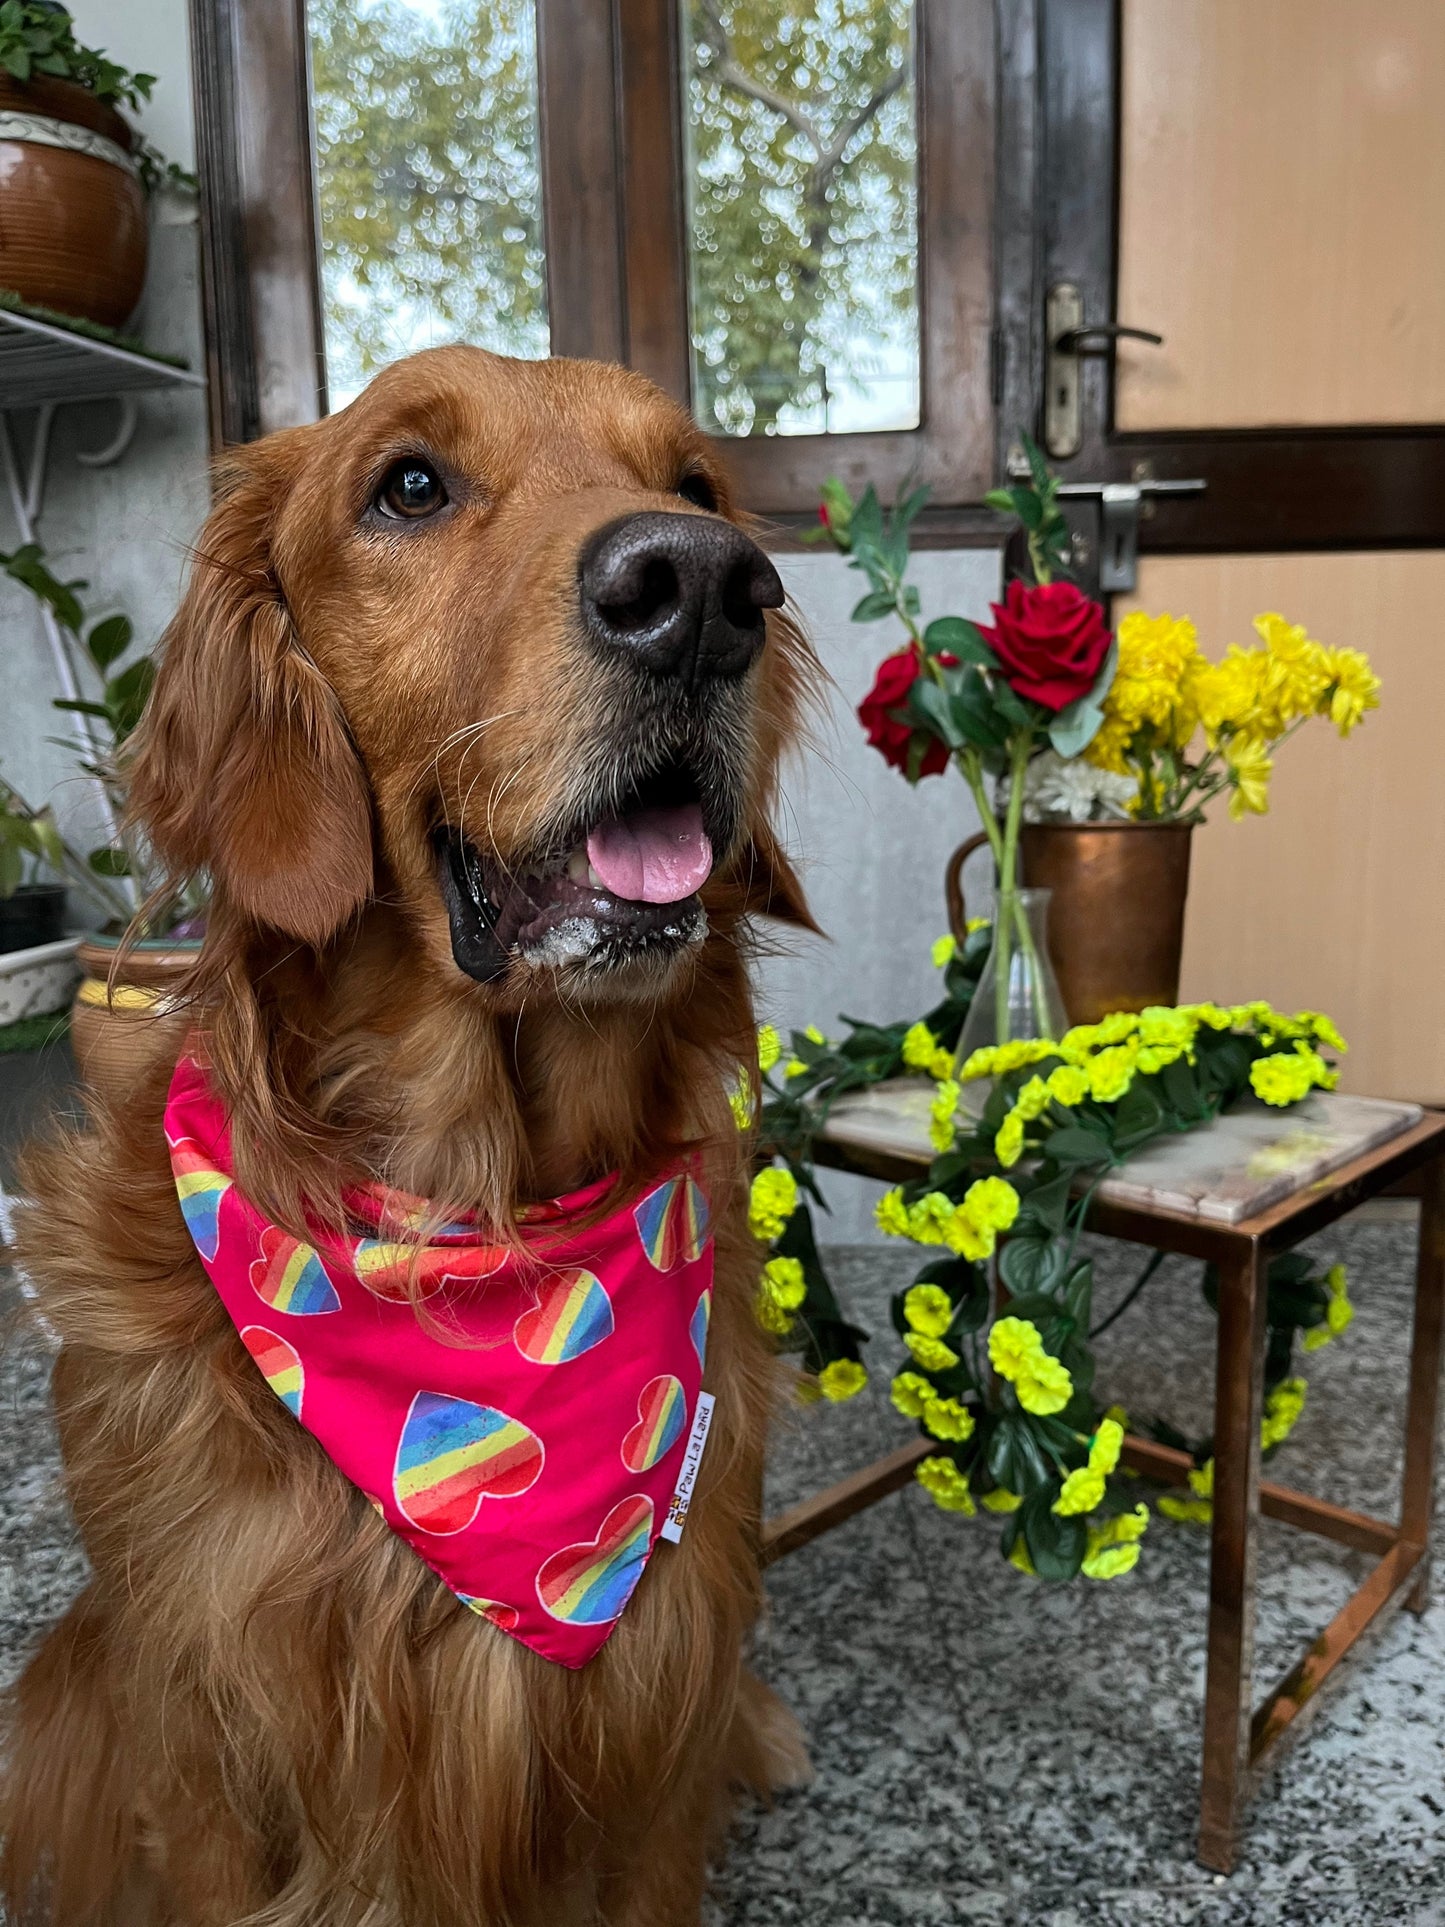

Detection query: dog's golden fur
(2, 347), (816, 1925)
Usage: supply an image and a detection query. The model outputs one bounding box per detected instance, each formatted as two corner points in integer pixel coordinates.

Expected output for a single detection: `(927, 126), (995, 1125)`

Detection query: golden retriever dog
(2, 346), (816, 1926)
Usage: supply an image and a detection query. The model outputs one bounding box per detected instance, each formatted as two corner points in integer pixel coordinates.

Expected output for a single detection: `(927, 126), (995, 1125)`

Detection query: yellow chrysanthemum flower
(1046, 1063), (1089, 1106)
(903, 1282), (954, 1339)
(923, 1396), (975, 1443)
(1087, 1044), (1137, 1104)
(890, 1371), (935, 1419)
(1319, 645), (1380, 737)
(818, 1358), (867, 1402)
(1249, 1050), (1314, 1107)
(757, 1024), (781, 1073)
(1225, 734), (1272, 819)
(915, 1456), (975, 1514)
(995, 1111), (1025, 1167)
(749, 1166), (798, 1241)
(965, 1176), (1021, 1233)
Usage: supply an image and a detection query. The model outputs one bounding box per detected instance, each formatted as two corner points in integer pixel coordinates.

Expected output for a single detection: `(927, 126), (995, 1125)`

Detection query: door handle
(1044, 283), (1165, 458)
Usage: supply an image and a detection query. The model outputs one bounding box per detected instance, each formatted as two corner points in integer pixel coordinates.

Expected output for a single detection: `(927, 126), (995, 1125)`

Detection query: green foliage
(0, 789), (64, 898)
(686, 0), (917, 434)
(0, 293), (189, 368)
(308, 0), (549, 396)
(982, 433), (1074, 586)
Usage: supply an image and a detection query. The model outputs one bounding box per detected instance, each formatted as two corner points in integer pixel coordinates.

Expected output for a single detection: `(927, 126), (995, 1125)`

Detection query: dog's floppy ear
(738, 819), (819, 931)
(127, 437), (373, 946)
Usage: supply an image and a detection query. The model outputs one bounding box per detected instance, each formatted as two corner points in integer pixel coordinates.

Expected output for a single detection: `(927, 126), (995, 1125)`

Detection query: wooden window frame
(188, 0), (999, 526)
(998, 0), (1445, 556)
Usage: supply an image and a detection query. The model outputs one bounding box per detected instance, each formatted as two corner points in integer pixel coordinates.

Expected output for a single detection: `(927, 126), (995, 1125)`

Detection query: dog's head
(130, 346), (813, 1009)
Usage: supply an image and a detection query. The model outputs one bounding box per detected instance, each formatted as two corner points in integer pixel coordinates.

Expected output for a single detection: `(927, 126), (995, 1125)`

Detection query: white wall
(760, 546), (1001, 1241)
(0, 1), (208, 860)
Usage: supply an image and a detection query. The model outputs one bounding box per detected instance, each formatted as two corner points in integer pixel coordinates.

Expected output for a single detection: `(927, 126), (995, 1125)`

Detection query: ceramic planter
(70, 934), (199, 1104)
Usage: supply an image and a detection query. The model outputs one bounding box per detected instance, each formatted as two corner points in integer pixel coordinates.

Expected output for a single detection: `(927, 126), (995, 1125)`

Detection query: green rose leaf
(1047, 635), (1119, 758)
(924, 616), (996, 667)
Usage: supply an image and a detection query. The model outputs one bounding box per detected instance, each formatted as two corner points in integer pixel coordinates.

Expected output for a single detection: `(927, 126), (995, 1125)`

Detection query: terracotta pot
(1019, 821), (1194, 1025)
(0, 74), (147, 327)
(70, 936), (198, 1108)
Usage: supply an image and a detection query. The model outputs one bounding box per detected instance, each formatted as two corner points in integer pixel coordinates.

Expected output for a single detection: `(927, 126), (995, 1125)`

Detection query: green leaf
(1022, 1485), (1087, 1581)
(990, 677), (1039, 728)
(0, 837), (21, 898)
(1042, 1127), (1113, 1166)
(924, 616), (996, 667)
(87, 846), (132, 877)
(1113, 1080), (1163, 1142)
(998, 1235), (1062, 1295)
(851, 588), (899, 623)
(86, 612), (133, 669)
(1016, 1172), (1072, 1237)
(983, 488), (1016, 516)
(52, 698), (113, 722)
(988, 1413), (1053, 1495)
(104, 657), (156, 740)
(1047, 635), (1119, 758)
(1008, 485), (1044, 531)
(906, 677), (965, 750)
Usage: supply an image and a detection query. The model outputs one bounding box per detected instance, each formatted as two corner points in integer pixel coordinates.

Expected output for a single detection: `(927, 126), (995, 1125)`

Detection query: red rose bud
(857, 649), (949, 778)
(979, 579), (1112, 712)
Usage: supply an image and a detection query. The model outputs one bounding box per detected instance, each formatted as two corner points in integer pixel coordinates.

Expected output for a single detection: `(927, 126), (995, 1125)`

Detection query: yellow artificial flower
(875, 1188), (911, 1237)
(757, 1024), (781, 1073)
(749, 1166), (798, 1241)
(987, 1316), (1073, 1416)
(923, 1396), (976, 1443)
(981, 1486), (1021, 1513)
(1158, 1493), (1214, 1526)
(988, 1315), (1043, 1380)
(1014, 1075), (1051, 1123)
(1081, 1541), (1141, 1580)
(1008, 1538), (1037, 1575)
(818, 1358), (867, 1402)
(903, 1282), (954, 1339)
(1225, 734), (1272, 819)
(784, 1057), (808, 1080)
(803, 1025), (825, 1046)
(1298, 1009), (1348, 1053)
(902, 1022), (940, 1072)
(929, 1048), (956, 1082)
(754, 1291), (794, 1337)
(1302, 1263), (1354, 1354)
(1082, 1502), (1150, 1578)
(1046, 1064), (1089, 1107)
(995, 1111), (1025, 1167)
(1249, 1050), (1314, 1107)
(728, 1076), (754, 1131)
(929, 1079), (960, 1153)
(931, 934), (956, 969)
(1053, 1466), (1106, 1516)
(762, 1255), (807, 1310)
(1016, 1353), (1073, 1417)
(916, 1455), (976, 1514)
(1261, 1376), (1307, 1451)
(904, 1331), (960, 1372)
(1089, 1417), (1125, 1476)
(965, 1176), (1021, 1233)
(1087, 1043), (1138, 1104)
(890, 1371), (936, 1419)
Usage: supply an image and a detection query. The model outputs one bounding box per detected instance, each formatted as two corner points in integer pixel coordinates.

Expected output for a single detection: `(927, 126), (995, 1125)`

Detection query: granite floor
(5, 1221), (1445, 1924)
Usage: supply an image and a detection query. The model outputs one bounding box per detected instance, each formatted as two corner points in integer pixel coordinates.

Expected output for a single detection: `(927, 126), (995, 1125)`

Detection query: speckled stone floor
(5, 1221), (1445, 1924)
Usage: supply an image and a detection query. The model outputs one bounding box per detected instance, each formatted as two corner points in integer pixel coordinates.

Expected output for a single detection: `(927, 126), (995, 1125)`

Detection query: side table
(760, 1083), (1445, 1873)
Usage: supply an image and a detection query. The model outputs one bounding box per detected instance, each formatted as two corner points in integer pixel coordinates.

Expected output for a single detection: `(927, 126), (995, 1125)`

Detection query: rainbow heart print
(632, 1175), (709, 1272)
(168, 1136), (231, 1262)
(240, 1325), (305, 1418)
(249, 1224), (340, 1315)
(536, 1495), (653, 1626)
(689, 1288), (711, 1369)
(393, 1391), (543, 1535)
(513, 1269), (613, 1364)
(620, 1375), (687, 1472)
(352, 1237), (507, 1302)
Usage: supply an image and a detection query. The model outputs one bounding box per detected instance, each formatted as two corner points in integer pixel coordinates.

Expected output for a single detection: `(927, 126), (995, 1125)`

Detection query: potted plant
(3, 540), (203, 1091)
(0, 2), (188, 329)
(0, 770), (128, 1032)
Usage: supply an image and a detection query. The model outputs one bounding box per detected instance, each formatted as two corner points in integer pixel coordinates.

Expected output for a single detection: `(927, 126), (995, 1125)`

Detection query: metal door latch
(1054, 478), (1207, 592)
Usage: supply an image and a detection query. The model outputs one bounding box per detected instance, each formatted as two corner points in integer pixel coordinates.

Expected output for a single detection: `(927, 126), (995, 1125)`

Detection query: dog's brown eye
(676, 473), (717, 512)
(377, 459), (446, 520)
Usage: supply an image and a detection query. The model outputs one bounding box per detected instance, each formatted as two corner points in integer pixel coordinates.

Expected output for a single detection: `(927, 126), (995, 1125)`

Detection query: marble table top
(819, 1080), (1424, 1225)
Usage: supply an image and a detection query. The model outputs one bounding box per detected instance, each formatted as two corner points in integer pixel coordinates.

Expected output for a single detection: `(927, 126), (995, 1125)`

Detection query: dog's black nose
(578, 511), (784, 683)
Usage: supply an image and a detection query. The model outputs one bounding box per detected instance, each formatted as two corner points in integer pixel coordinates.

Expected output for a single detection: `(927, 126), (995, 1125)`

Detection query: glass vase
(954, 888), (1069, 1116)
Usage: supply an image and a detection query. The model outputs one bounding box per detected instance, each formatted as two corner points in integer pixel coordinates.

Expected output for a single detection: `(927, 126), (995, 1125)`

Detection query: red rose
(858, 649), (949, 778)
(979, 579), (1112, 712)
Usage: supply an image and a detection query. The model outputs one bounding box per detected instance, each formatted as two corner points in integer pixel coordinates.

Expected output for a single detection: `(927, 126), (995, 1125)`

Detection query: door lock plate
(1044, 282), (1085, 459)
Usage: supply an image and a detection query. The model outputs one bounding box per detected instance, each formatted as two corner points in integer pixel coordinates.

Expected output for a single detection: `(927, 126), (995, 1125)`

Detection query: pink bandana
(164, 1054), (714, 1669)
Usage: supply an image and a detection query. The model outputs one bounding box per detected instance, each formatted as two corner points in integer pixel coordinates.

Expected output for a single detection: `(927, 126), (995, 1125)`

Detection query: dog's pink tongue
(586, 803), (713, 904)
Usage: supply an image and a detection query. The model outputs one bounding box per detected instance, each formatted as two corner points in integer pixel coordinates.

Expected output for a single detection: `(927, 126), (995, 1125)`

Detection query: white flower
(1021, 749), (1136, 824)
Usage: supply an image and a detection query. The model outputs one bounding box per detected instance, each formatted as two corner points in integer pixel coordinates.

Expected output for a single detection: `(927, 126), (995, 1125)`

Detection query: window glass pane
(680, 0), (919, 438)
(307, 0), (548, 408)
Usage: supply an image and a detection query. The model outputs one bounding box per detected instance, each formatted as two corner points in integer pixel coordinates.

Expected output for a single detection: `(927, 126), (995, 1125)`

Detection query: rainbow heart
(457, 1595), (520, 1632)
(239, 1325), (304, 1418)
(689, 1288), (711, 1370)
(353, 1238), (507, 1302)
(536, 1495), (654, 1626)
(620, 1375), (687, 1473)
(393, 1391), (543, 1536)
(168, 1136), (232, 1262)
(249, 1224), (340, 1315)
(513, 1269), (613, 1365)
(633, 1176), (710, 1272)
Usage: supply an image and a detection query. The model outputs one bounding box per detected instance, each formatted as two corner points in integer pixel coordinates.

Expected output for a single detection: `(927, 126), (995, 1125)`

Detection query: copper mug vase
(946, 820), (1194, 1026)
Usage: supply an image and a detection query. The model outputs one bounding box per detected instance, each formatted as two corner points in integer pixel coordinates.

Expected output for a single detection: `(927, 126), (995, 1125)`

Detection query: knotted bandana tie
(164, 1053), (714, 1668)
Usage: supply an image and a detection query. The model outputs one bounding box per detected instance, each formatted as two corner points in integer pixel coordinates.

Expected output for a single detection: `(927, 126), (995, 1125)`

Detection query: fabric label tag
(660, 1391), (716, 1543)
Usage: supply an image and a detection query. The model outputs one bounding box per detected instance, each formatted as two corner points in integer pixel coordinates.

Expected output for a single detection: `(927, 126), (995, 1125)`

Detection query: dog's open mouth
(435, 763), (716, 983)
